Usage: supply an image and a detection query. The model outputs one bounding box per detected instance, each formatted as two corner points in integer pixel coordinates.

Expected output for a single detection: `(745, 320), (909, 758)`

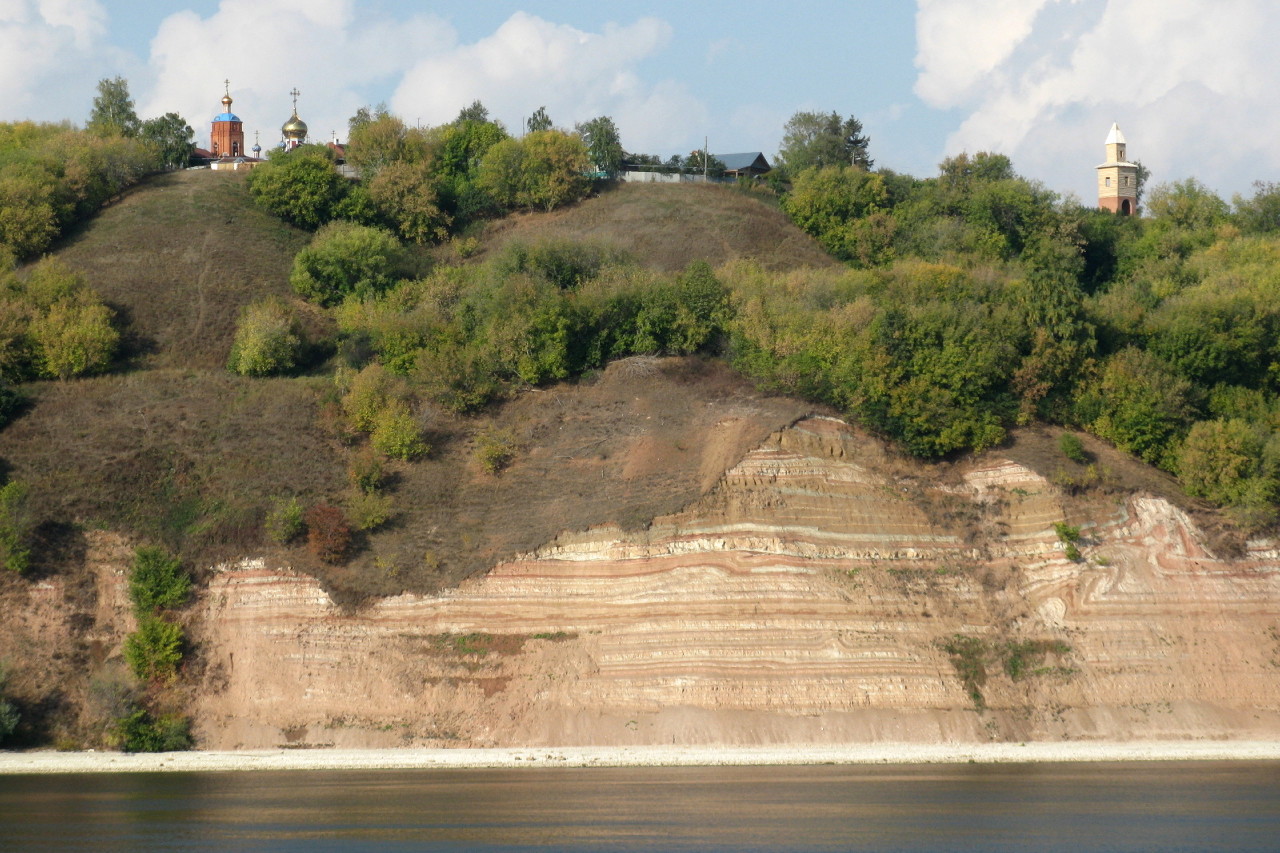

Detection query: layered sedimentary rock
(190, 418), (1280, 748)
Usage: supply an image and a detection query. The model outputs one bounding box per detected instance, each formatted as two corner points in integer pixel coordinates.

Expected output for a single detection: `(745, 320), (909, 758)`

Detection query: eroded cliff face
(187, 418), (1280, 749)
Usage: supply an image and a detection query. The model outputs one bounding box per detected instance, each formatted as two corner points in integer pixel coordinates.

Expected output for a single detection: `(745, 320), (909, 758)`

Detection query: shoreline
(3, 741), (1280, 774)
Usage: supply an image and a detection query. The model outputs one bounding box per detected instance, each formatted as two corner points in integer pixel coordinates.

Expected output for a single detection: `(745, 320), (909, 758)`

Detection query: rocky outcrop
(188, 418), (1280, 748)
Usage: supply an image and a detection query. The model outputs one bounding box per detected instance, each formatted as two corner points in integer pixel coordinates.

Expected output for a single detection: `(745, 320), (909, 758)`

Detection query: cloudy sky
(1, 0), (1275, 201)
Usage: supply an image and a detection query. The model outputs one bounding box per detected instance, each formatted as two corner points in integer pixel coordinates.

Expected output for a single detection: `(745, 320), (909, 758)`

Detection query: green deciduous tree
(87, 77), (140, 138)
(290, 221), (405, 306)
(28, 298), (118, 380)
(1146, 178), (1228, 231)
(127, 546), (191, 615)
(227, 297), (303, 377)
(366, 159), (452, 243)
(1087, 348), (1197, 468)
(526, 106), (553, 133)
(345, 113), (430, 179)
(114, 707), (191, 753)
(140, 113), (195, 170)
(777, 111), (872, 173)
(123, 616), (185, 682)
(477, 130), (589, 212)
(246, 145), (347, 229)
(575, 116), (624, 175)
(783, 166), (894, 266)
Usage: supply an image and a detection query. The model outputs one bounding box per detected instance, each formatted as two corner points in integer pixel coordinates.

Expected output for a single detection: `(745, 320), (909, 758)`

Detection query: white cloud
(914, 0), (1280, 198)
(0, 0), (124, 122)
(390, 12), (705, 153)
(142, 0), (453, 149)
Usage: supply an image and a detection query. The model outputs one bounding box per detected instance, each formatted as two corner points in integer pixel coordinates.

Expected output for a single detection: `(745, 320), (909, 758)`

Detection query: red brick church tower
(210, 80), (245, 158)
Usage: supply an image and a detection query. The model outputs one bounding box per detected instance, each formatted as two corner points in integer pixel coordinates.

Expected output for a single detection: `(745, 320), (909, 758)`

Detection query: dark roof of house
(715, 152), (771, 172)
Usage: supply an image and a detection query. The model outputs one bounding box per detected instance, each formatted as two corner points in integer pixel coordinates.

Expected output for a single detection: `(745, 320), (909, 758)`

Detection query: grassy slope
(463, 181), (838, 272)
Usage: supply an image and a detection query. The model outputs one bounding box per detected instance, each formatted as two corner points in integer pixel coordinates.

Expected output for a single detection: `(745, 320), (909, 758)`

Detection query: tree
(140, 113), (195, 170)
(366, 159), (452, 243)
(28, 298), (119, 379)
(477, 130), (590, 212)
(777, 111), (872, 173)
(783, 165), (893, 265)
(87, 77), (141, 138)
(1146, 178), (1228, 231)
(685, 149), (726, 178)
(290, 221), (405, 305)
(348, 102), (391, 137)
(123, 616), (185, 682)
(346, 114), (430, 178)
(576, 116), (624, 176)
(127, 546), (191, 615)
(1178, 419), (1268, 506)
(526, 106), (553, 134)
(456, 100), (490, 124)
(1088, 347), (1197, 468)
(246, 146), (347, 229)
(227, 298), (302, 376)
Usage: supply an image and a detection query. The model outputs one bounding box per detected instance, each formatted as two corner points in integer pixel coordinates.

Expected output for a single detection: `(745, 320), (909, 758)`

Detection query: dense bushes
(291, 221), (405, 306)
(0, 121), (158, 259)
(331, 244), (729, 414)
(0, 258), (119, 381)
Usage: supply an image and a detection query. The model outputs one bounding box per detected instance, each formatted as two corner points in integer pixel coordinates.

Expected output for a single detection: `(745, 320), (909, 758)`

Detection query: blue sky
(3, 1), (1277, 201)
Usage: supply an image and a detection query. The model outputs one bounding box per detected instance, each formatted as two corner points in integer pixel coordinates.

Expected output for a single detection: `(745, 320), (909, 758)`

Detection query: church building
(280, 88), (308, 150)
(1097, 122), (1138, 215)
(210, 81), (244, 158)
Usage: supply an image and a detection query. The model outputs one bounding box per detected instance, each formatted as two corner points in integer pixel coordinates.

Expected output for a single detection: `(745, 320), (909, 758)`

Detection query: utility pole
(704, 136), (709, 181)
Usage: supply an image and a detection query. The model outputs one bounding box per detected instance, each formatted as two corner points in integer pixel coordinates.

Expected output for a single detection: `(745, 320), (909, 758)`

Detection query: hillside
(464, 181), (838, 271)
(1, 169), (1278, 751)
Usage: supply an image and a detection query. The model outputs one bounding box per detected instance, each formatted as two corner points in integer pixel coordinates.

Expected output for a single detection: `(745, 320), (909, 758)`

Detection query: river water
(2, 761), (1278, 851)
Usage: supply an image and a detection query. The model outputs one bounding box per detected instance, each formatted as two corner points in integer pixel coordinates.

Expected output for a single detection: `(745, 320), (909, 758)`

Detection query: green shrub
(305, 503), (352, 563)
(245, 146), (347, 229)
(227, 297), (302, 376)
(1053, 522), (1081, 543)
(0, 662), (19, 744)
(370, 401), (427, 461)
(123, 616), (185, 682)
(290, 221), (405, 306)
(264, 496), (305, 544)
(1058, 432), (1089, 464)
(347, 447), (386, 493)
(127, 547), (190, 615)
(0, 382), (23, 429)
(475, 426), (517, 475)
(114, 708), (192, 753)
(345, 489), (394, 532)
(28, 299), (118, 379)
(0, 480), (33, 574)
(340, 362), (401, 433)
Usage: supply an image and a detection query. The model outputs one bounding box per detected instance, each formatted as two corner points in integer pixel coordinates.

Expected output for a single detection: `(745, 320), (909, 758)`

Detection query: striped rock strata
(190, 417), (1280, 748)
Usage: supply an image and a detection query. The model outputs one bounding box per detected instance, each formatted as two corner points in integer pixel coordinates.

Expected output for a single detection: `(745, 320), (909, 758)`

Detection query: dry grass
(53, 170), (310, 370)
(461, 182), (838, 273)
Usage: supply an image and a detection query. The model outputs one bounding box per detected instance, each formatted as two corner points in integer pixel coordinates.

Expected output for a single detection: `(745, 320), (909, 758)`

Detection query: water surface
(3, 761), (1278, 851)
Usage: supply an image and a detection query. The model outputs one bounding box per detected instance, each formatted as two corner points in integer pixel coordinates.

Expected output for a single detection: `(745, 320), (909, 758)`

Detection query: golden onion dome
(222, 94), (233, 108)
(281, 112), (308, 139)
